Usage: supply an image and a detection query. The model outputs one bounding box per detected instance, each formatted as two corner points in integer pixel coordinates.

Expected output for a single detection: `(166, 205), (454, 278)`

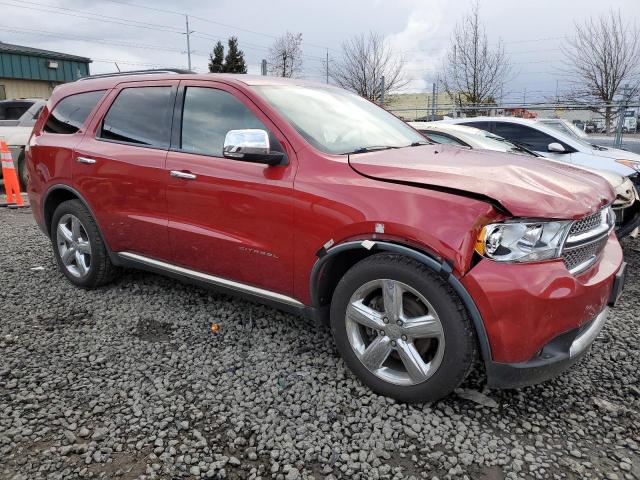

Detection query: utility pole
(282, 52), (287, 78)
(379, 76), (385, 105)
(261, 59), (267, 76)
(325, 48), (329, 84)
(431, 82), (436, 121)
(185, 15), (193, 71)
(614, 83), (631, 149)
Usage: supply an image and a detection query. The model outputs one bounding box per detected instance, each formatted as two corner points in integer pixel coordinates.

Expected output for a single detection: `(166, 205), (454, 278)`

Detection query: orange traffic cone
(0, 139), (26, 208)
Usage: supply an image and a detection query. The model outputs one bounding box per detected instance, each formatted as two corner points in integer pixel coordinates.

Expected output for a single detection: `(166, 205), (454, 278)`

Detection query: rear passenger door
(164, 81), (296, 296)
(74, 81), (178, 260)
(30, 89), (106, 195)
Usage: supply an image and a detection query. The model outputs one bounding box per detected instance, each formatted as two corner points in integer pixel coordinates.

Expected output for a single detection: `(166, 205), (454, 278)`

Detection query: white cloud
(386, 0), (450, 93)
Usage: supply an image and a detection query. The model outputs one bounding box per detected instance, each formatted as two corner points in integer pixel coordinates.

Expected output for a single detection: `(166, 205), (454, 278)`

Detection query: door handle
(77, 156), (96, 164)
(170, 170), (197, 180)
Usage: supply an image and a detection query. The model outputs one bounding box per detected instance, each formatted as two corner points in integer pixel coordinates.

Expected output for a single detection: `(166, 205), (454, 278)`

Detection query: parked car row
(23, 72), (628, 402)
(410, 121), (640, 239)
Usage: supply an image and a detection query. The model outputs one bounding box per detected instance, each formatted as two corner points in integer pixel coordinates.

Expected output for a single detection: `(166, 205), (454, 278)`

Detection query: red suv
(26, 72), (626, 402)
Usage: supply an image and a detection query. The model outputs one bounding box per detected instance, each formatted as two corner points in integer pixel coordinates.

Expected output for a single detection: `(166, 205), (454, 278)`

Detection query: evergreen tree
(208, 41), (224, 73)
(223, 37), (247, 74)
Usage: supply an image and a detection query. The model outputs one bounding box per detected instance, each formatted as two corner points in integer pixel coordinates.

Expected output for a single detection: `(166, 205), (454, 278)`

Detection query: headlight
(615, 159), (640, 173)
(475, 220), (572, 263)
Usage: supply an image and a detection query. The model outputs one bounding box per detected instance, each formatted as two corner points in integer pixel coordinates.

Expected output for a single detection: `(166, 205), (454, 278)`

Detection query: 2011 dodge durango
(26, 72), (626, 402)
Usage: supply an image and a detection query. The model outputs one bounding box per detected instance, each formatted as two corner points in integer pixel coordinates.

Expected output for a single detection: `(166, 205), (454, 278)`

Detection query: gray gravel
(1, 204), (639, 480)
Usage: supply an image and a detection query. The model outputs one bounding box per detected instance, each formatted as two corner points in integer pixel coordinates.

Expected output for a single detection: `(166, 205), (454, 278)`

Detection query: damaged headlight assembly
(475, 220), (572, 263)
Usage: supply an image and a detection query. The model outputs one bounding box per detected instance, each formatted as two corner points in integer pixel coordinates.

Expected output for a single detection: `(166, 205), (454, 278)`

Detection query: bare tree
(268, 32), (304, 78)
(562, 10), (640, 130)
(439, 1), (510, 114)
(330, 32), (407, 102)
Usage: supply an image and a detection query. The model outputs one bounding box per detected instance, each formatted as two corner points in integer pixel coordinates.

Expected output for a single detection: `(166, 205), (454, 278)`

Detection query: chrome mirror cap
(223, 129), (270, 158)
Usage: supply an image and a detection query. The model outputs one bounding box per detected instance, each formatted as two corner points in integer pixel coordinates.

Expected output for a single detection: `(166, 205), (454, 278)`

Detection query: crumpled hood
(349, 145), (614, 219)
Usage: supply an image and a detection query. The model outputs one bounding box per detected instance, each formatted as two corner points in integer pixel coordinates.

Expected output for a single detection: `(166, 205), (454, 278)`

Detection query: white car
(410, 122), (534, 155)
(442, 116), (640, 188)
(0, 99), (45, 188)
(410, 121), (640, 238)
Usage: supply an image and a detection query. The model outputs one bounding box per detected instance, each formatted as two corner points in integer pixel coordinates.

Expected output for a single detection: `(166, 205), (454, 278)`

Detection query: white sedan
(441, 116), (640, 188)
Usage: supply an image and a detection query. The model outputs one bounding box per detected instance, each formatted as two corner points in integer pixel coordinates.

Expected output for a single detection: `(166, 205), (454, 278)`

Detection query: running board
(117, 251), (304, 308)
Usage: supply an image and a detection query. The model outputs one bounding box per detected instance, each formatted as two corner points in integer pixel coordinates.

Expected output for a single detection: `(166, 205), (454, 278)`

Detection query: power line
(99, 0), (340, 53)
(0, 0), (184, 33)
(0, 25), (185, 53)
(190, 33), (326, 62)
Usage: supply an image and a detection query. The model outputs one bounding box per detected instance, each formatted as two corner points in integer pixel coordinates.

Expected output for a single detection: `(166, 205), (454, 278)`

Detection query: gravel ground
(1, 204), (639, 480)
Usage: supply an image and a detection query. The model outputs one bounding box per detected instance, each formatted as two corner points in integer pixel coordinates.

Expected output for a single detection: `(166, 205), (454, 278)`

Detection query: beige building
(385, 92), (455, 120)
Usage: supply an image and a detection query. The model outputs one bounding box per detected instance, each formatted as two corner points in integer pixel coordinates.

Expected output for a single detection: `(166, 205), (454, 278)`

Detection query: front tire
(51, 199), (119, 288)
(330, 253), (477, 402)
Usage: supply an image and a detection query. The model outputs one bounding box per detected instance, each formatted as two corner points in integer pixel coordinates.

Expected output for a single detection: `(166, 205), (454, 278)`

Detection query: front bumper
(614, 199), (640, 239)
(486, 306), (609, 388)
(462, 232), (624, 387)
(487, 260), (624, 388)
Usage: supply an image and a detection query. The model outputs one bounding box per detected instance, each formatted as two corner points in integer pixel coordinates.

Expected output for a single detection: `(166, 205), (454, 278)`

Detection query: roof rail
(77, 68), (195, 81)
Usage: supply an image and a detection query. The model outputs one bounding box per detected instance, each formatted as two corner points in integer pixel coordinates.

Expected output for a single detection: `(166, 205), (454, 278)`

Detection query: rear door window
(44, 91), (105, 134)
(493, 122), (559, 151)
(100, 86), (174, 148)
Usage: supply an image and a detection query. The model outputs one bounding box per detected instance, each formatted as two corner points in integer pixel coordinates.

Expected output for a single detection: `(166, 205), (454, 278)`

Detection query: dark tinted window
(100, 87), (174, 148)
(181, 87), (280, 157)
(461, 121), (491, 132)
(493, 122), (558, 151)
(44, 91), (105, 134)
(1, 100), (34, 120)
(422, 131), (466, 146)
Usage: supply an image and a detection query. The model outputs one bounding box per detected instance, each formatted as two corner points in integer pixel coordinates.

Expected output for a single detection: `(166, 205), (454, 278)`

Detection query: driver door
(164, 81), (297, 296)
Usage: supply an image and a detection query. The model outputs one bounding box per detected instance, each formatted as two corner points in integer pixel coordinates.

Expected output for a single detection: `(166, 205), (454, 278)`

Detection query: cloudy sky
(2, 0), (639, 102)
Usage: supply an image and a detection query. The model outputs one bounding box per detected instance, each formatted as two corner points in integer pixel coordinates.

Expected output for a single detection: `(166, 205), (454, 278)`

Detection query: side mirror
(547, 142), (566, 153)
(223, 129), (284, 166)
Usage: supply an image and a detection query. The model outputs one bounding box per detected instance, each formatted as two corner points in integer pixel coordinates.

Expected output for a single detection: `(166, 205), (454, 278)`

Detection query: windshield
(253, 85), (426, 154)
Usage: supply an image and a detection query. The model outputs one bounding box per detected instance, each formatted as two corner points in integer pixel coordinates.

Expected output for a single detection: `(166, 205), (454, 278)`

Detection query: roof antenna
(114, 62), (121, 72)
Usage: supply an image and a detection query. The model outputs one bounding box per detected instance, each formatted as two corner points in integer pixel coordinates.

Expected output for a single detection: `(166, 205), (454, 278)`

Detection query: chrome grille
(562, 207), (613, 275)
(563, 236), (608, 273)
(568, 211), (602, 237)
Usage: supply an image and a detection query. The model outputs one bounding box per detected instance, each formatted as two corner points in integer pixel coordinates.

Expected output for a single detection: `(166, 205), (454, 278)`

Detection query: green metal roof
(0, 42), (91, 82)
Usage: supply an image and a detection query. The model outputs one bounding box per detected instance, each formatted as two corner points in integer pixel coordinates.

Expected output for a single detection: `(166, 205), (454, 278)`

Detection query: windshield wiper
(344, 145), (400, 154)
(497, 138), (537, 156)
(410, 141), (430, 146)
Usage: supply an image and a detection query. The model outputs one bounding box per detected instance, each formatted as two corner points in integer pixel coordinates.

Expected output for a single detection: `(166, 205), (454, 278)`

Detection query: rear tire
(51, 199), (119, 288)
(330, 253), (477, 402)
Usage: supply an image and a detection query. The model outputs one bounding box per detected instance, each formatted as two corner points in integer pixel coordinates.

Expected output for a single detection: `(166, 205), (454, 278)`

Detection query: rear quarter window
(44, 91), (106, 134)
(99, 86), (174, 148)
